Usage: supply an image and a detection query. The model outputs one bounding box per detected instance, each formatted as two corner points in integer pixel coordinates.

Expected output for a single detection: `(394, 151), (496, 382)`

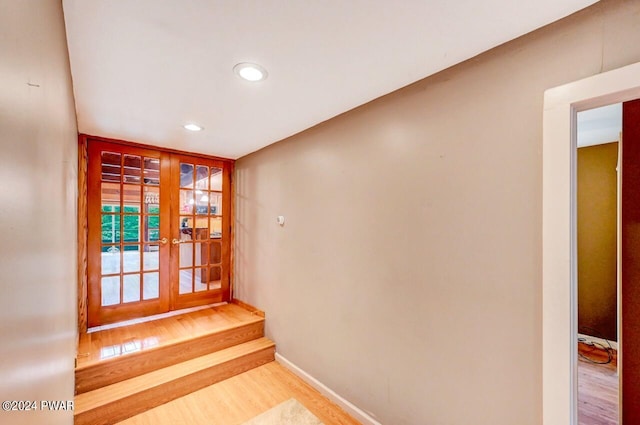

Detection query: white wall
(234, 0), (640, 423)
(0, 1), (78, 424)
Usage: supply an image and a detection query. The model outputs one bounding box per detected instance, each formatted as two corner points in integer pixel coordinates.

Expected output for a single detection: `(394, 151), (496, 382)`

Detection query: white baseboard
(275, 352), (382, 425)
(578, 333), (618, 351)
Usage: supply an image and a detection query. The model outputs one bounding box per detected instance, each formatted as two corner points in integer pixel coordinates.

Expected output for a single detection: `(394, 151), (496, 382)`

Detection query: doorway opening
(576, 103), (621, 425)
(80, 136), (234, 329)
(542, 61), (640, 425)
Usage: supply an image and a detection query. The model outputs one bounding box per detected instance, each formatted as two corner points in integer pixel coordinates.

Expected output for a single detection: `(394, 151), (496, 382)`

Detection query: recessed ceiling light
(233, 62), (268, 82)
(184, 123), (203, 131)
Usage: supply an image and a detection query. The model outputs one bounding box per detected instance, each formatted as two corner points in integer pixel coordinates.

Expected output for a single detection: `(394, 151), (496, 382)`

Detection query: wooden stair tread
(75, 337), (275, 414)
(77, 303), (263, 369)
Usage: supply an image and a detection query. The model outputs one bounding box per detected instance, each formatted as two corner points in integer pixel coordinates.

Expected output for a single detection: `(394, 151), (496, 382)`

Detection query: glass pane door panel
(101, 182), (120, 211)
(195, 268), (207, 292)
(179, 243), (193, 267)
(143, 244), (159, 270)
(210, 168), (222, 191)
(210, 241), (221, 264)
(210, 217), (222, 239)
(123, 245), (141, 272)
(101, 215), (120, 243)
(101, 247), (120, 274)
(122, 215), (141, 243)
(180, 163), (194, 188)
(145, 216), (160, 242)
(123, 274), (140, 303)
(195, 166), (208, 190)
(123, 155), (142, 183)
(195, 242), (207, 267)
(209, 266), (222, 290)
(143, 157), (160, 185)
(101, 152), (121, 182)
(180, 190), (194, 214)
(143, 273), (159, 299)
(143, 187), (160, 213)
(101, 276), (120, 306)
(123, 184), (141, 212)
(209, 192), (222, 215)
(179, 269), (193, 294)
(196, 193), (209, 215)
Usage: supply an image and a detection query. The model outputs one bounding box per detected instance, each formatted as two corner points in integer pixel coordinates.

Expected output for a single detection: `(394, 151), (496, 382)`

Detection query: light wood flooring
(578, 343), (618, 425)
(116, 361), (360, 425)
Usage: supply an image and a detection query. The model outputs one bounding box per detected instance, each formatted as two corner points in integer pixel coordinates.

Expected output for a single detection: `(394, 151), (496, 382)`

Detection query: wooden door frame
(542, 61), (640, 425)
(77, 134), (235, 332)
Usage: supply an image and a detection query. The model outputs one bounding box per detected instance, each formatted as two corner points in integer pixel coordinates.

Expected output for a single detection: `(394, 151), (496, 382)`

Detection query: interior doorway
(542, 61), (640, 425)
(576, 103), (621, 425)
(84, 137), (233, 327)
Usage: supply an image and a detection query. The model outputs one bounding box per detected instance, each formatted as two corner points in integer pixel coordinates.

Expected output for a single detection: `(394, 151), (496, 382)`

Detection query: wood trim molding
(79, 133), (235, 164)
(78, 135), (89, 334)
(275, 353), (382, 425)
(230, 299), (265, 318)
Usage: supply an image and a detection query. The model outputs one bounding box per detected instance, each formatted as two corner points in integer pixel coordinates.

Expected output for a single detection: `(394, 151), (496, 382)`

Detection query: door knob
(172, 238), (183, 245)
(159, 237), (168, 245)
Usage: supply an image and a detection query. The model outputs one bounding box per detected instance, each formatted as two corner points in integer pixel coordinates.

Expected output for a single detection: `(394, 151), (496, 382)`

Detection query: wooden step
(74, 337), (275, 425)
(76, 303), (264, 394)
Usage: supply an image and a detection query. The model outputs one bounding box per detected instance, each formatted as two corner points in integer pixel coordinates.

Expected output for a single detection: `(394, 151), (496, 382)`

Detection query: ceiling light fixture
(184, 123), (203, 131)
(233, 62), (268, 82)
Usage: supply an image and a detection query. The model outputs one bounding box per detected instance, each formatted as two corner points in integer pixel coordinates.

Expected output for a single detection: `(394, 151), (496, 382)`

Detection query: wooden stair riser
(75, 320), (264, 394)
(74, 345), (275, 425)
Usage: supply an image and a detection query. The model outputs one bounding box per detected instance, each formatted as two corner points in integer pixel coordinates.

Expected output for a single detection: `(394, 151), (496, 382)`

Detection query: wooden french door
(86, 139), (232, 327)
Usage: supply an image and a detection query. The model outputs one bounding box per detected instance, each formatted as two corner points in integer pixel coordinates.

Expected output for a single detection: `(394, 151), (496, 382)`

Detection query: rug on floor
(241, 398), (324, 425)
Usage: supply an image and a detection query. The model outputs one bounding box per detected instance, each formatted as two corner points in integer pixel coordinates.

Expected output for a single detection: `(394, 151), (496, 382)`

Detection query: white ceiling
(63, 0), (598, 159)
(577, 103), (622, 148)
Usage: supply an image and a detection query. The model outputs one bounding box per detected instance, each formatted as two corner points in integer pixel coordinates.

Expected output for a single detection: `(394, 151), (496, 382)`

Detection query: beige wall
(578, 142), (618, 342)
(235, 1), (640, 423)
(0, 1), (78, 424)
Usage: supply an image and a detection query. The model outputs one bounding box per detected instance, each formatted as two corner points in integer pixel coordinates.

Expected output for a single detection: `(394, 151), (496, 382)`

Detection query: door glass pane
(101, 182), (120, 212)
(209, 266), (222, 290)
(101, 152), (121, 182)
(210, 241), (221, 264)
(123, 274), (140, 303)
(143, 244), (159, 271)
(143, 187), (160, 213)
(209, 192), (222, 216)
(101, 276), (120, 306)
(123, 245), (141, 272)
(196, 193), (209, 215)
(180, 190), (194, 214)
(123, 155), (142, 184)
(195, 219), (208, 240)
(179, 217), (193, 241)
(101, 215), (120, 243)
(210, 167), (222, 191)
(145, 216), (160, 242)
(101, 246), (120, 274)
(179, 269), (193, 294)
(123, 184), (141, 213)
(122, 215), (141, 243)
(143, 157), (160, 185)
(210, 217), (222, 239)
(195, 242), (207, 267)
(195, 166), (208, 190)
(180, 163), (194, 188)
(194, 268), (207, 292)
(179, 243), (193, 267)
(143, 272), (159, 299)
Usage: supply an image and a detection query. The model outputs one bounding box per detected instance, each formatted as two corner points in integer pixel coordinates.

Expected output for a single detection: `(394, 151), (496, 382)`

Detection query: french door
(87, 139), (232, 327)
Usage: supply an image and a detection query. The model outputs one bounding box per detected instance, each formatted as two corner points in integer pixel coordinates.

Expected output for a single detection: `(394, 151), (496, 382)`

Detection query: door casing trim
(543, 61), (640, 425)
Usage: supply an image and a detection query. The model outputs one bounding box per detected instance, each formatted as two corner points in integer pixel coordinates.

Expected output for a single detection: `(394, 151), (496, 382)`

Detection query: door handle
(172, 238), (184, 245)
(159, 237), (168, 245)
